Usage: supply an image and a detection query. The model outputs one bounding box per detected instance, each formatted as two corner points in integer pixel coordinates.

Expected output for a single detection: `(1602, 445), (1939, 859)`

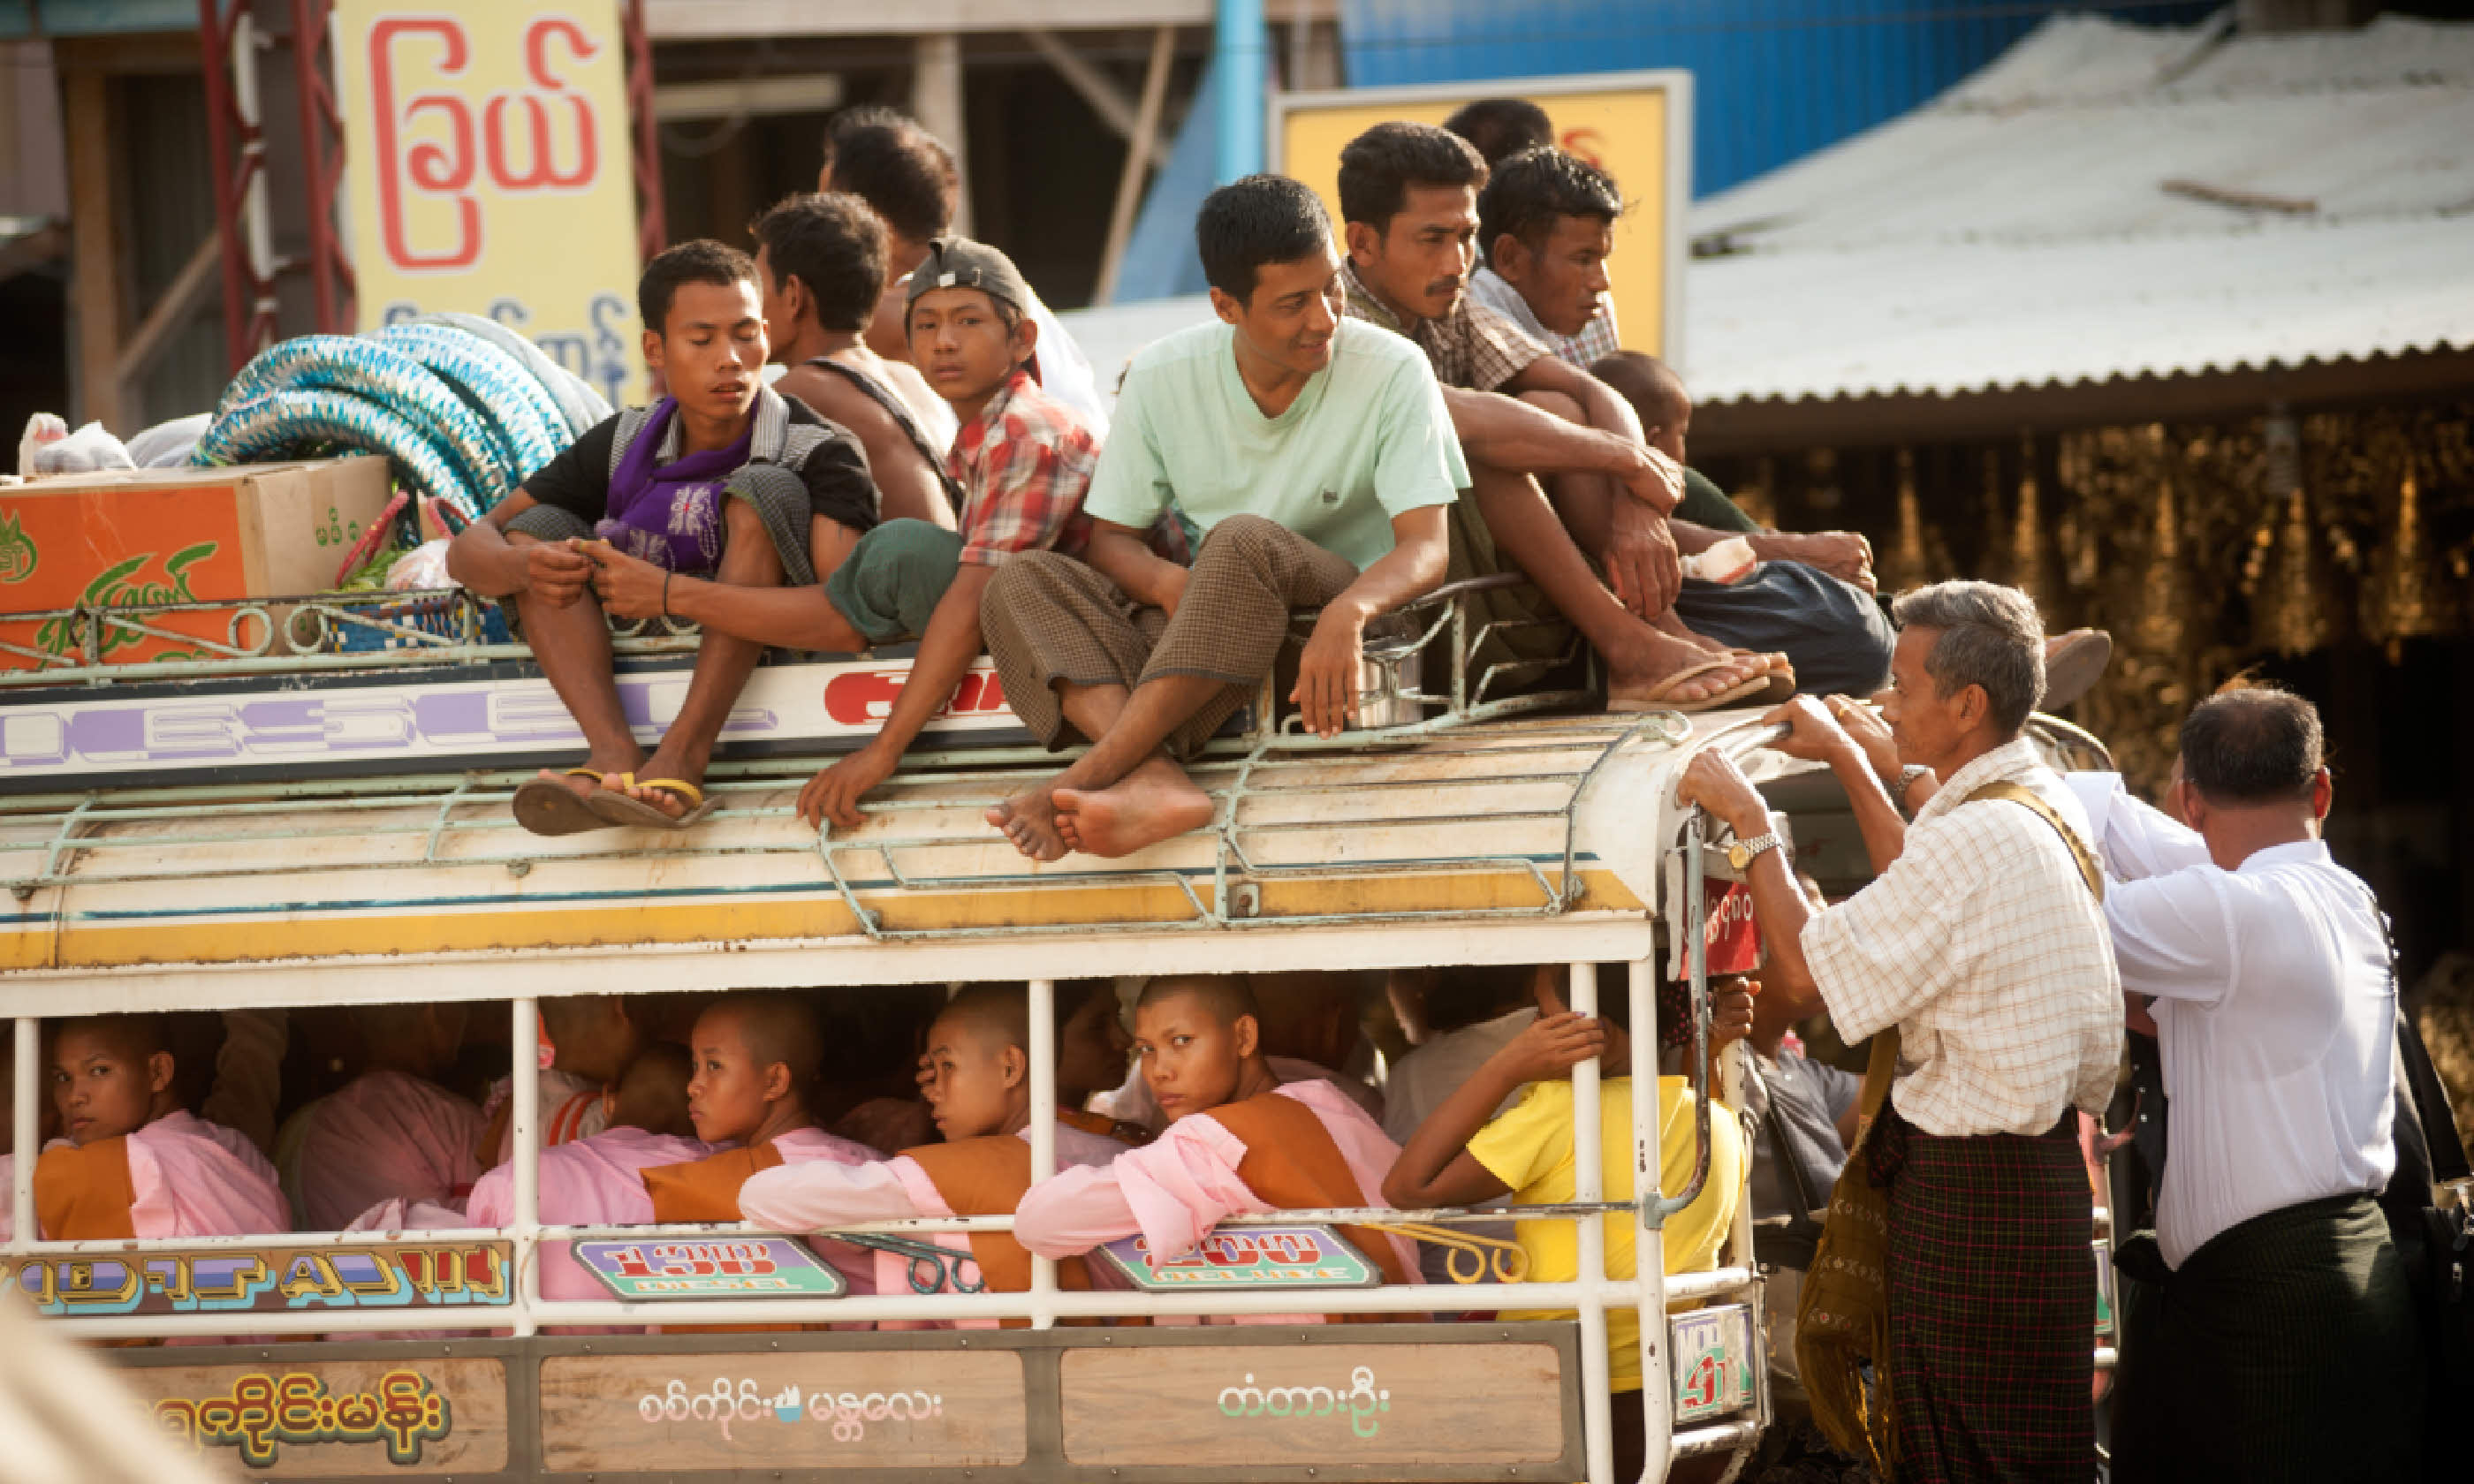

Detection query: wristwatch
(1726, 830), (1784, 872)
(1891, 763), (1931, 813)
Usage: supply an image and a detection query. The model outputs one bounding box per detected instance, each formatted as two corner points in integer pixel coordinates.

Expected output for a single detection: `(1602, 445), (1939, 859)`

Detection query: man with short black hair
(1679, 579), (2120, 1479)
(1469, 145), (1623, 369)
(820, 107), (1110, 433)
(450, 239), (880, 834)
(1441, 96), (1553, 168)
(1338, 122), (1893, 707)
(751, 191), (960, 526)
(2066, 685), (2422, 1482)
(976, 175), (1458, 862)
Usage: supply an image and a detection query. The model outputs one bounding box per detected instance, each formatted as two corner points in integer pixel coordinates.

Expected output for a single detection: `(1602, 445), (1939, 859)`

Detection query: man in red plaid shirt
(796, 237), (1179, 830)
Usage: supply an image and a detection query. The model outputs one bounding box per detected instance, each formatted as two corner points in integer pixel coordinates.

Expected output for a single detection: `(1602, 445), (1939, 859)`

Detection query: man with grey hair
(1680, 579), (2121, 1480)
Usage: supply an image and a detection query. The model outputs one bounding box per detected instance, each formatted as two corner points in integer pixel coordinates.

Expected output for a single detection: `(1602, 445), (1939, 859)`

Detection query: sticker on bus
(1097, 1225), (1383, 1291)
(1670, 1303), (1758, 1424)
(5, 1240), (512, 1314)
(573, 1238), (847, 1300)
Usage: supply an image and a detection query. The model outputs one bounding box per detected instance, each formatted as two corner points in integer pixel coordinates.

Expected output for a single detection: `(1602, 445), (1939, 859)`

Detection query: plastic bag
(1681, 535), (1758, 585)
(125, 413), (213, 469)
(385, 538), (456, 592)
(25, 420), (134, 476)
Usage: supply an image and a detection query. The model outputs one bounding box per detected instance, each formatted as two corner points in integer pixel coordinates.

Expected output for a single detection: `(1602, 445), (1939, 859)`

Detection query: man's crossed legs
(981, 515), (1356, 862)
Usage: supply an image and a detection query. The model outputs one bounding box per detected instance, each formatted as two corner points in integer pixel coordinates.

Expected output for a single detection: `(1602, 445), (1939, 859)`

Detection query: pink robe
(741, 1120), (1129, 1327)
(1013, 1080), (1420, 1324)
(478, 1069), (609, 1165)
(282, 1070), (483, 1230)
(467, 1126), (717, 1313)
(4, 1117), (288, 1244)
(109, 1109), (291, 1239)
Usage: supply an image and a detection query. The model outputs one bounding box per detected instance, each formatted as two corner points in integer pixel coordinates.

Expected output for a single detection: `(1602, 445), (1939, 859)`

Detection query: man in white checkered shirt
(1681, 579), (2121, 1481)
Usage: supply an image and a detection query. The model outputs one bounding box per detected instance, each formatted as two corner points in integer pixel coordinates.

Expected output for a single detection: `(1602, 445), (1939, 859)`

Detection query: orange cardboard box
(0, 456), (393, 671)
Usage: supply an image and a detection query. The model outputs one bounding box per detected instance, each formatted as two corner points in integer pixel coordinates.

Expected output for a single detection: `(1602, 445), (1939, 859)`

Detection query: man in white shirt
(1680, 579), (2119, 1480)
(2065, 685), (2420, 1483)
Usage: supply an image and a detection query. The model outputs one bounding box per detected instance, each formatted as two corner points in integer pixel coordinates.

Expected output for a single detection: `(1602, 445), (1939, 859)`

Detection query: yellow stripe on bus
(0, 868), (1644, 970)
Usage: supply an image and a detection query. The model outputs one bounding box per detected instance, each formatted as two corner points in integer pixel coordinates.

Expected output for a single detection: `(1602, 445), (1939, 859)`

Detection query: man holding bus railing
(1679, 580), (2121, 1482)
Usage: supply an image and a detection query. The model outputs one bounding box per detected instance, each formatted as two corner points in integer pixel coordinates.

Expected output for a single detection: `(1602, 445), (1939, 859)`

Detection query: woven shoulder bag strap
(1962, 779), (2104, 904)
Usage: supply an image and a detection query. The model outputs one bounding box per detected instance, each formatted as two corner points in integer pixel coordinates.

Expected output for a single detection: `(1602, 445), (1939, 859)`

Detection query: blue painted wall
(1336, 0), (2212, 197)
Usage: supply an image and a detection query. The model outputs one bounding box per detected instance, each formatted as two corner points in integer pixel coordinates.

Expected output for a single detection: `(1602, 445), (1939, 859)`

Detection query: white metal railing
(6, 947), (1764, 1482)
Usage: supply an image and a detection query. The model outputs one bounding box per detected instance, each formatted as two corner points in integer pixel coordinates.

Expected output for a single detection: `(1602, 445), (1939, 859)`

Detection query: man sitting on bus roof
(741, 984), (1141, 1325)
(1338, 123), (1896, 707)
(450, 241), (880, 836)
(755, 191), (960, 531)
(793, 238), (1183, 835)
(979, 175), (1458, 863)
(1015, 975), (1420, 1321)
(820, 106), (1112, 435)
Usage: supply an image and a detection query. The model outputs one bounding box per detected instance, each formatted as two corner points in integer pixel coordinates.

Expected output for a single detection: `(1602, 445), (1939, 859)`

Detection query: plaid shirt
(948, 369), (1188, 567)
(1468, 266), (1621, 370)
(946, 369), (1105, 566)
(1801, 739), (2123, 1138)
(1340, 258), (1551, 393)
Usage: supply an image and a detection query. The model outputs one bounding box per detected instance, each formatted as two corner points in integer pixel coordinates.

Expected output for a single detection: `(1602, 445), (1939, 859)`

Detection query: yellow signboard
(1271, 72), (1690, 364)
(331, 0), (647, 404)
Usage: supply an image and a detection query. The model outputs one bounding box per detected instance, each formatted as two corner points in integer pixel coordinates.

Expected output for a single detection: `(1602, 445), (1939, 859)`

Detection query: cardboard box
(0, 456), (394, 671)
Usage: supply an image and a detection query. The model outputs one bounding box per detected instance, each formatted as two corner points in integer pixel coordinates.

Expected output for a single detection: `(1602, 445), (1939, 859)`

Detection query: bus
(0, 572), (2114, 1481)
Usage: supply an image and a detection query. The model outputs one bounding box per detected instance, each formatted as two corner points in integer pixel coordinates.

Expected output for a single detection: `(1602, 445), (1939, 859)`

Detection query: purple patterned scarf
(593, 398), (751, 573)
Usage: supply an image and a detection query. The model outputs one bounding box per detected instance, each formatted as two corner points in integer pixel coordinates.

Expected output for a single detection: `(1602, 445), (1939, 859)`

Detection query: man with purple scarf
(450, 240), (879, 834)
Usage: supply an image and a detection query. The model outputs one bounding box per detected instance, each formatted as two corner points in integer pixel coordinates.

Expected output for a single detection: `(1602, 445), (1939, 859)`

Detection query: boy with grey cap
(795, 236), (1171, 830)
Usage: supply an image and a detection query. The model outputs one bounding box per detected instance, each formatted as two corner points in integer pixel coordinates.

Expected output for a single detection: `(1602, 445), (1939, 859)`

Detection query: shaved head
(52, 1013), (171, 1062)
(1135, 974), (1259, 1029)
(934, 985), (1031, 1056)
(608, 1041), (696, 1138)
(701, 992), (823, 1085)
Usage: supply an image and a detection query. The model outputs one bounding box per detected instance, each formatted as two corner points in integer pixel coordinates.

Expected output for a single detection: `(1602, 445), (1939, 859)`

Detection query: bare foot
(986, 785), (1068, 861)
(604, 742), (707, 820)
(1605, 631), (1769, 708)
(546, 749), (641, 799)
(1051, 758), (1214, 859)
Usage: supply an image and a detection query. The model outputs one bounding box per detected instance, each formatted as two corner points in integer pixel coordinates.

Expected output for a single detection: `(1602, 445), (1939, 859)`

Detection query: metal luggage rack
(813, 706), (1689, 942)
(0, 572), (1593, 722)
(0, 587), (697, 685)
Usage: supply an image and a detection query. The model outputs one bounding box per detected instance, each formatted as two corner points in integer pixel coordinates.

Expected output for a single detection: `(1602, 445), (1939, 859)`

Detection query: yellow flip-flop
(585, 773), (718, 830)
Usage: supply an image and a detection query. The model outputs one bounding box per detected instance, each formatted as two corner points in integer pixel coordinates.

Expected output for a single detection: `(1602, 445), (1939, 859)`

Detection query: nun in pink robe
(8, 1109), (288, 1242)
(280, 1069), (484, 1230)
(468, 1124), (716, 1322)
(1013, 1080), (1422, 1324)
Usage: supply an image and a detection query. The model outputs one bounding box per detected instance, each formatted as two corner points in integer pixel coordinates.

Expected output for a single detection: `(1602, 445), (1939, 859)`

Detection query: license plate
(1670, 1303), (1758, 1424)
(1097, 1224), (1382, 1291)
(2093, 1238), (2116, 1338)
(572, 1237), (847, 1300)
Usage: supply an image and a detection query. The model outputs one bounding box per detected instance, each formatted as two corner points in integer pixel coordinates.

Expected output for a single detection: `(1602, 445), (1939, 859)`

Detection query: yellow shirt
(1466, 1075), (1743, 1392)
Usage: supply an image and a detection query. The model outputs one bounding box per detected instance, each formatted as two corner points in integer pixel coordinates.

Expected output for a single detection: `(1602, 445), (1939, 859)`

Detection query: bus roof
(0, 708), (1795, 1015)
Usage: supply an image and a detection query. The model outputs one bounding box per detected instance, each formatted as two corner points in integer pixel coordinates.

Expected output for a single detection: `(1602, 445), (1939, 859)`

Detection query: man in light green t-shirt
(979, 176), (1461, 863)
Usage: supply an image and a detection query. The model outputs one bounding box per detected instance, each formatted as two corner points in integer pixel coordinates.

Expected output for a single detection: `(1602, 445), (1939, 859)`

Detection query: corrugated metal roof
(1685, 13), (2474, 406)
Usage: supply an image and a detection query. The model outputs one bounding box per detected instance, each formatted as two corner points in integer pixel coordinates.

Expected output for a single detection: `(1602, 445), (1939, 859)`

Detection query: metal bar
(510, 996), (541, 1337)
(1027, 976), (1057, 1328)
(1631, 957), (1675, 1481)
(11, 1018), (34, 1248)
(1651, 819), (1715, 1220)
(1568, 961), (1613, 1484)
(45, 1273), (1759, 1337)
(422, 776), (478, 861)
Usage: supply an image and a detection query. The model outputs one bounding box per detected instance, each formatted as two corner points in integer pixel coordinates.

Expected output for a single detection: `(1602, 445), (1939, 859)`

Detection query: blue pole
(1215, 0), (1264, 183)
